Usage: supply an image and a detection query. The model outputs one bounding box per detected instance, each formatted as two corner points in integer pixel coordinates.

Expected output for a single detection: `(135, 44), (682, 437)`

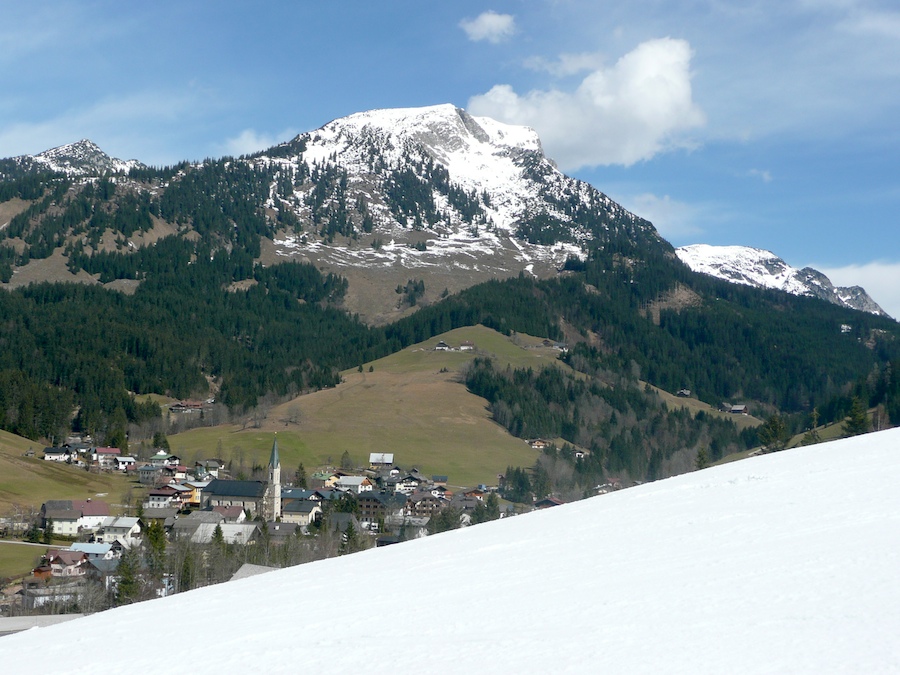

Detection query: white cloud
(468, 38), (705, 170)
(817, 261), (900, 320)
(218, 128), (296, 157)
(459, 11), (516, 44)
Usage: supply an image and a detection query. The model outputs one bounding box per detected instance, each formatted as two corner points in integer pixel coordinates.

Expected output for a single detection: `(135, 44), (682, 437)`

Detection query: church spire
(269, 434), (281, 470)
(268, 434), (282, 521)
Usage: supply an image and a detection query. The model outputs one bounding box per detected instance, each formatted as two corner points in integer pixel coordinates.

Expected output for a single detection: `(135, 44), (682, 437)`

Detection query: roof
(95, 447), (121, 455)
(283, 500), (320, 514)
(230, 564), (277, 582)
(100, 517), (139, 530)
(269, 435), (280, 469)
(204, 479), (267, 499)
(369, 452), (394, 464)
(68, 543), (112, 556)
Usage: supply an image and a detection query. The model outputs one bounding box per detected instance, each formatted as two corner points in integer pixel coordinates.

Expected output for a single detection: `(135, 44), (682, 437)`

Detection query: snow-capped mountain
(255, 104), (662, 275)
(11, 139), (144, 176)
(3, 428), (900, 673)
(676, 244), (889, 317)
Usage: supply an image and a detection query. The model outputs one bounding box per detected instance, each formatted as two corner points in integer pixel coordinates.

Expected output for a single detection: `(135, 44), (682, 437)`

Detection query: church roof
(204, 479), (267, 499)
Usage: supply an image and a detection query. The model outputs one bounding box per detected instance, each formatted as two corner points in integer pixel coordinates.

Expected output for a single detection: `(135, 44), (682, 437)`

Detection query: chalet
(463, 488), (486, 501)
(149, 451), (181, 468)
(93, 517), (142, 548)
(115, 456), (137, 472)
(434, 340), (451, 351)
(46, 550), (89, 578)
(431, 475), (449, 486)
(534, 496), (565, 509)
(195, 459), (223, 479)
(459, 340), (475, 351)
(93, 447), (121, 469)
(369, 452), (394, 467)
(145, 485), (182, 509)
(529, 439), (551, 451)
(42, 447), (72, 463)
(41, 500), (110, 536)
(730, 404), (749, 415)
(676, 389), (691, 398)
(335, 476), (374, 494)
(281, 500), (322, 528)
(168, 399), (206, 413)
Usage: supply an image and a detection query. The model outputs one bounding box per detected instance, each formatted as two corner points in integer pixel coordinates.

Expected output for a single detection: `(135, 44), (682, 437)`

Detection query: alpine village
(1, 105), (897, 621)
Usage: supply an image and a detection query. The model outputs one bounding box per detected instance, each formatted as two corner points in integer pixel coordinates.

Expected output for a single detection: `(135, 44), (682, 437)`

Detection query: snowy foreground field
(3, 429), (900, 674)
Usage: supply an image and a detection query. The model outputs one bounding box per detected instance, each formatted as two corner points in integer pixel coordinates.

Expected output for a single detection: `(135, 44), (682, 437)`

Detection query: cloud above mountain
(468, 38), (705, 170)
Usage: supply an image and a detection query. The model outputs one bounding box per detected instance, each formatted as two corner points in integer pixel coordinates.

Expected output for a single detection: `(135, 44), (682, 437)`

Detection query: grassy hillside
(0, 542), (45, 580)
(168, 326), (568, 488)
(0, 429), (131, 514)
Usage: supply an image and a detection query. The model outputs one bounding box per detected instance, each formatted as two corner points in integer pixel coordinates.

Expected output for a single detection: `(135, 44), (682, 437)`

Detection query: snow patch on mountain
(676, 244), (890, 317)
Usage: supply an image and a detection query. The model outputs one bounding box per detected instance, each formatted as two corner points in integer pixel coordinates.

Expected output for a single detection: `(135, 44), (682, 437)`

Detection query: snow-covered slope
(4, 428), (900, 673)
(14, 140), (143, 176)
(677, 244), (889, 317)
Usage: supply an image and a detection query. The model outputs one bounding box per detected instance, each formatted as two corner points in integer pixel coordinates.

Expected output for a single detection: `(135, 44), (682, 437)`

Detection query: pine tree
(843, 397), (870, 437)
(695, 447), (710, 470)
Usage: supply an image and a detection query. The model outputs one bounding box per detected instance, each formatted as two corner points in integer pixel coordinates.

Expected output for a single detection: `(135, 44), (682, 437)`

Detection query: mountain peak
(676, 244), (890, 317)
(27, 139), (143, 176)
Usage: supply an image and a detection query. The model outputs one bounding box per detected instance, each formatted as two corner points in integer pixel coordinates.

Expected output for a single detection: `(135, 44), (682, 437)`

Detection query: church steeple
(268, 434), (282, 520)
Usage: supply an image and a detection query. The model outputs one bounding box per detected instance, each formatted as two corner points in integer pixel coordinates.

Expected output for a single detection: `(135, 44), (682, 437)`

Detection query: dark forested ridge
(2, 146), (899, 484)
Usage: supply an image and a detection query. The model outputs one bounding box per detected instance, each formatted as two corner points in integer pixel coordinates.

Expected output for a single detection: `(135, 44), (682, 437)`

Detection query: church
(201, 436), (281, 520)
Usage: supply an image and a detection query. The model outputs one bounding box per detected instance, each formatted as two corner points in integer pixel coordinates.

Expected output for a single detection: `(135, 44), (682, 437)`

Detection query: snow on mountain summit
(23, 139), (144, 176)
(676, 243), (889, 317)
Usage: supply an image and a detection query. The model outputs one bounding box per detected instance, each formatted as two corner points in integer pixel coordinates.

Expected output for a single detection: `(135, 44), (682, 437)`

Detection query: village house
(138, 464), (163, 485)
(335, 476), (374, 494)
(368, 452), (394, 468)
(149, 451), (181, 468)
(42, 447), (72, 463)
(92, 516), (142, 548)
(408, 492), (448, 518)
(93, 446), (121, 469)
(281, 500), (322, 528)
(355, 491), (408, 531)
(41, 499), (111, 536)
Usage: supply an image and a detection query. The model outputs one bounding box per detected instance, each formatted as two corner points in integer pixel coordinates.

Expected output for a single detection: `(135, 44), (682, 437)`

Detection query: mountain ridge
(676, 243), (888, 317)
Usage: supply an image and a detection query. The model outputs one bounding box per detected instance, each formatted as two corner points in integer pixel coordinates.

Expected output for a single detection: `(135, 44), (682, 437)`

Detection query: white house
(335, 476), (374, 494)
(93, 517), (142, 548)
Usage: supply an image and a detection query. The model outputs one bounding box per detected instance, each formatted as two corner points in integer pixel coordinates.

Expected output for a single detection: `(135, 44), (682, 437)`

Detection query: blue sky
(2, 1), (899, 315)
